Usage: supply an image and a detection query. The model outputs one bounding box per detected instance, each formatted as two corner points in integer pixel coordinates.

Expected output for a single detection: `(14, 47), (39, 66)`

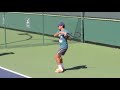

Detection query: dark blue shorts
(57, 48), (68, 56)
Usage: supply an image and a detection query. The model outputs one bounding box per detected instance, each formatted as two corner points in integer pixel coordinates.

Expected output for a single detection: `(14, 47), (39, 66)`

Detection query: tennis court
(0, 12), (120, 78)
(0, 41), (120, 78)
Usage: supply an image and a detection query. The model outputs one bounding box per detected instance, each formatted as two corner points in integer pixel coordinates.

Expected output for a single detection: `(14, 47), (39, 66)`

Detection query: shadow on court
(0, 52), (15, 56)
(64, 65), (87, 71)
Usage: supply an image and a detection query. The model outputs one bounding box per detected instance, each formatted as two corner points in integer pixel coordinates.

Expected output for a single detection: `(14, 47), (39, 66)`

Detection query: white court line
(0, 66), (32, 78)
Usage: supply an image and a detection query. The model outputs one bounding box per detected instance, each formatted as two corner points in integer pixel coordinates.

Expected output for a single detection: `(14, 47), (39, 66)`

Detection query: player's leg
(54, 54), (63, 64)
(54, 49), (67, 73)
(54, 54), (64, 70)
(59, 49), (68, 70)
(59, 56), (64, 69)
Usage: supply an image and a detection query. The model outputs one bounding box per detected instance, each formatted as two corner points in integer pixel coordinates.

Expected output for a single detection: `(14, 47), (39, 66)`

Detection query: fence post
(42, 12), (44, 45)
(3, 12), (7, 48)
(81, 12), (85, 43)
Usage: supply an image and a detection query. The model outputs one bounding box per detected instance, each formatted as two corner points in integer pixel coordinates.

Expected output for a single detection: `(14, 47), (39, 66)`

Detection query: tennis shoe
(55, 68), (64, 73)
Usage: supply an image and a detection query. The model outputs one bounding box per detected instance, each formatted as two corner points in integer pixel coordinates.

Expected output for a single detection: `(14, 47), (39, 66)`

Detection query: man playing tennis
(54, 22), (71, 73)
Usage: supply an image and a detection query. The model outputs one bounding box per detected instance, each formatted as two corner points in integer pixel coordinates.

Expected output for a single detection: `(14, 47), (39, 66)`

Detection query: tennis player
(54, 22), (71, 73)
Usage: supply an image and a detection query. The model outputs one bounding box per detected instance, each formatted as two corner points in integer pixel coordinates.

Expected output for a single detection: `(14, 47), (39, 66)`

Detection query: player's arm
(60, 32), (72, 41)
(54, 32), (60, 37)
(59, 32), (67, 36)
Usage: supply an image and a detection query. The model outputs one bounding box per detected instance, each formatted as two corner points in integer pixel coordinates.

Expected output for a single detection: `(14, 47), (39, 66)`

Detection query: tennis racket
(69, 32), (81, 39)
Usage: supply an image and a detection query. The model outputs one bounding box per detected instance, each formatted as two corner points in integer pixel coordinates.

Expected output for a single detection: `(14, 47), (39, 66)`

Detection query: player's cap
(58, 22), (65, 27)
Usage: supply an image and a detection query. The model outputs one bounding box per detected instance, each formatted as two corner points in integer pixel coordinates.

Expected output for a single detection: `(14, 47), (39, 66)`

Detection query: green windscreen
(0, 12), (81, 49)
(84, 18), (120, 46)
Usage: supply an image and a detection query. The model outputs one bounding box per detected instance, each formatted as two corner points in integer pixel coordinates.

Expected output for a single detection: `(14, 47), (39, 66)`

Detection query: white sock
(61, 63), (64, 69)
(58, 64), (63, 70)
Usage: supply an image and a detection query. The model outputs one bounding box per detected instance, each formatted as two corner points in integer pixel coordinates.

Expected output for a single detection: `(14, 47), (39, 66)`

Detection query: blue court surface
(0, 66), (31, 78)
